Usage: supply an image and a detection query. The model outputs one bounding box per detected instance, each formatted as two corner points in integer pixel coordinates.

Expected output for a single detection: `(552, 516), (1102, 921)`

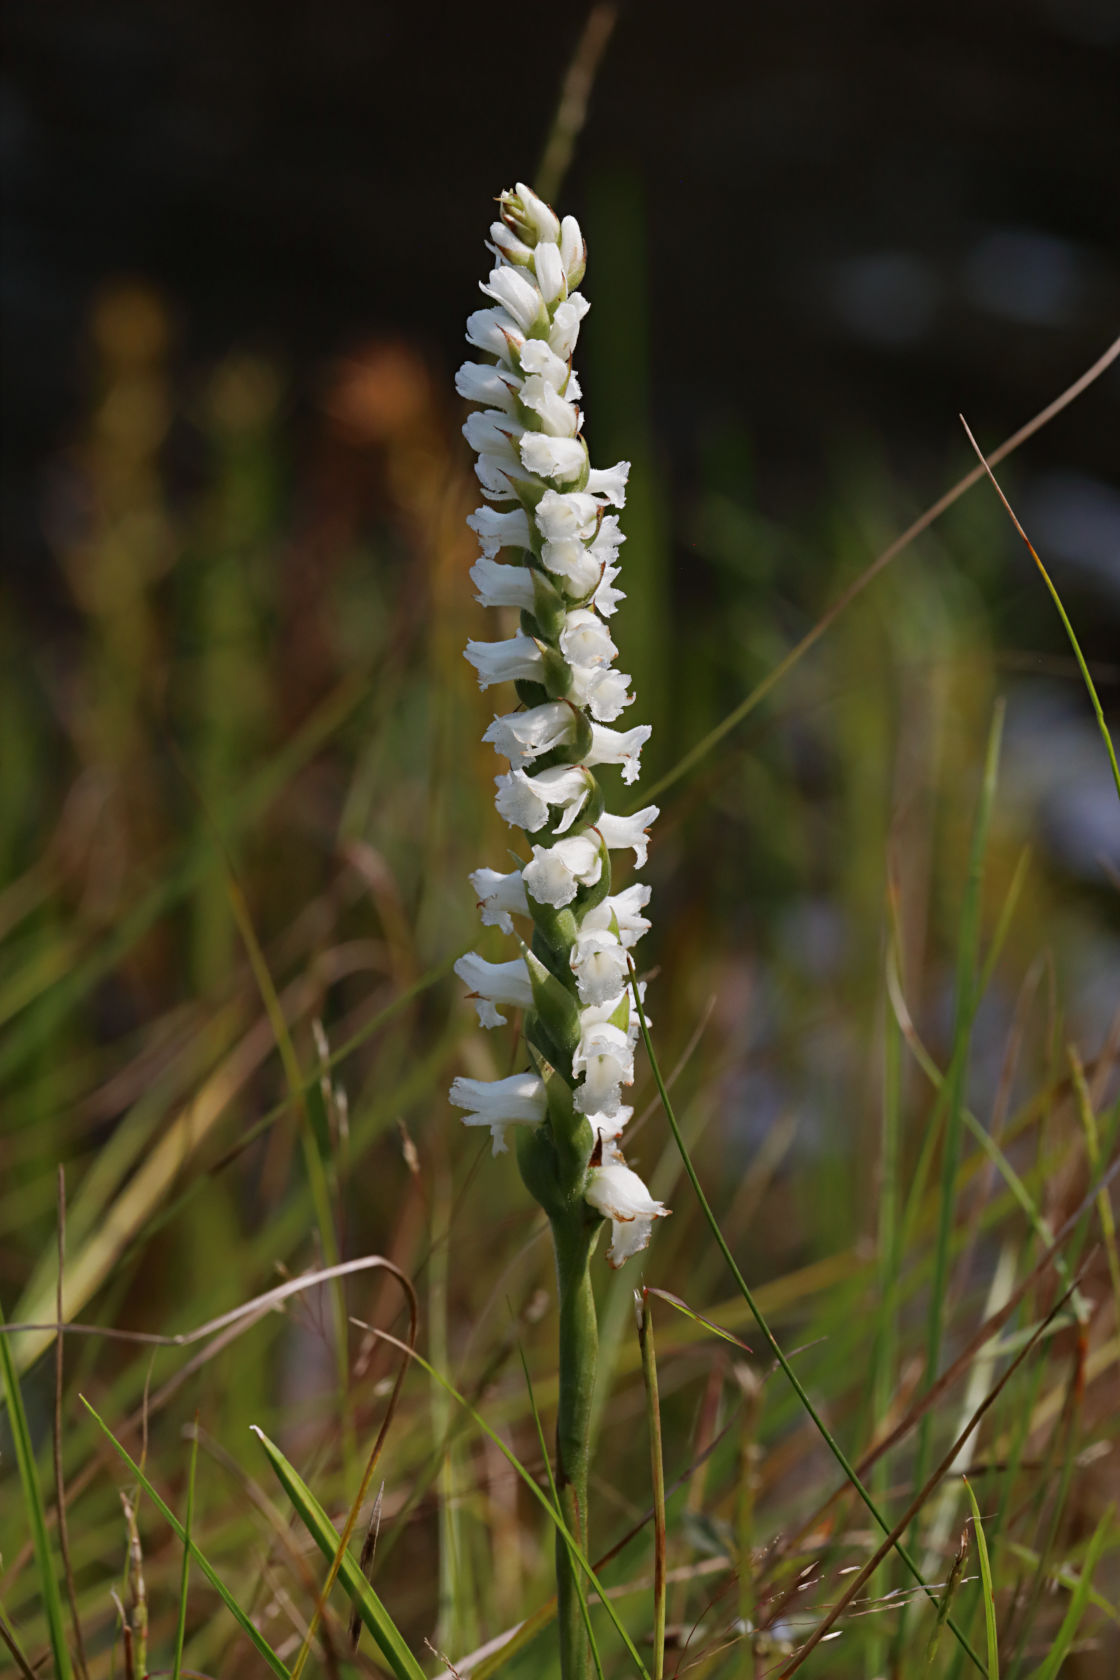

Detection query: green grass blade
(626, 963), (985, 1675)
(1030, 1506), (1115, 1680)
(172, 1421), (199, 1680)
(0, 1305), (74, 1680)
(251, 1426), (427, 1680)
(964, 1477), (1000, 1679)
(79, 1396), (289, 1679)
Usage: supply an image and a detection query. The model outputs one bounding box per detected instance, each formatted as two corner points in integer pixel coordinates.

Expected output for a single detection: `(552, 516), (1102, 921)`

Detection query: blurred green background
(2, 3), (1119, 1676)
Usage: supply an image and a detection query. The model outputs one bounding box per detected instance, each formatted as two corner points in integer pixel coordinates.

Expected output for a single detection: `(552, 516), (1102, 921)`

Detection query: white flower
(535, 489), (600, 543)
(585, 1159), (669, 1267)
(465, 306), (525, 362)
(483, 701), (576, 765)
(540, 538), (600, 595)
(518, 339), (573, 390)
(474, 453), (524, 501)
(523, 833), (603, 907)
(450, 1071), (546, 1155)
(585, 721), (650, 784)
(470, 557), (536, 611)
(519, 375), (579, 437)
(581, 883), (651, 948)
(571, 929), (630, 1005)
(469, 866), (529, 934)
(456, 361), (520, 411)
(520, 433), (587, 483)
(464, 632), (543, 689)
(548, 293), (590, 360)
(489, 221), (534, 265)
(560, 215), (586, 287)
(463, 408), (523, 459)
(453, 952), (534, 1028)
(585, 1103), (631, 1146)
(569, 665), (633, 723)
(593, 565), (625, 617)
(506, 181), (561, 245)
(573, 1019), (634, 1115)
(559, 609), (617, 669)
(596, 806), (659, 867)
(495, 765), (589, 834)
(585, 461), (630, 506)
(467, 504), (532, 557)
(481, 265), (547, 335)
(533, 240), (567, 306)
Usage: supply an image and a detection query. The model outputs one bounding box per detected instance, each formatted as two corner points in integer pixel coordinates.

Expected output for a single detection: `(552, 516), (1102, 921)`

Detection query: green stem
(551, 1210), (599, 1680)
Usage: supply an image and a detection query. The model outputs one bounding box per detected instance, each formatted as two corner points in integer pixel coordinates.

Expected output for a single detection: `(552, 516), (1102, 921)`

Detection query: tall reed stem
(552, 1212), (598, 1680)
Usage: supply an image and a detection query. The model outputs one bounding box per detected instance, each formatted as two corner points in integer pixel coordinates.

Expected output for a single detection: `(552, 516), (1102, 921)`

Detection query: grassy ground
(2, 277), (1119, 1679)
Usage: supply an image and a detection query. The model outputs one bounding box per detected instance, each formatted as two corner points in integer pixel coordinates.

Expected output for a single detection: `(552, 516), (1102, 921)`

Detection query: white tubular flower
(585, 1160), (669, 1268)
(572, 1019), (634, 1115)
(560, 215), (586, 286)
(504, 180), (561, 244)
(519, 338), (573, 389)
(570, 665), (633, 723)
(581, 883), (651, 948)
(453, 952), (533, 1028)
(523, 833), (603, 907)
(464, 408), (523, 459)
(450, 1072), (547, 1155)
(520, 375), (579, 436)
(453, 185), (661, 1265)
(467, 504), (532, 557)
(549, 293), (590, 360)
(596, 806), (659, 867)
(495, 765), (590, 834)
(470, 557), (536, 611)
(481, 265), (548, 334)
(469, 865), (529, 934)
(520, 433), (587, 483)
(484, 701), (576, 766)
(585, 462), (630, 506)
(535, 489), (601, 543)
(456, 361), (520, 411)
(586, 721), (651, 784)
(464, 632), (543, 689)
(559, 609), (617, 669)
(571, 929), (630, 1005)
(534, 240), (567, 305)
(465, 306), (525, 363)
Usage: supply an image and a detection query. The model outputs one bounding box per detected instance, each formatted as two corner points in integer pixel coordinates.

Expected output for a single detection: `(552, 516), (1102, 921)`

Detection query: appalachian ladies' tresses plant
(450, 182), (667, 1677)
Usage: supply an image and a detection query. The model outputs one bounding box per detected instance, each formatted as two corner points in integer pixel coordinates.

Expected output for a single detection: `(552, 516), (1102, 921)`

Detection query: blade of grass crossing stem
(514, 1343), (605, 1680)
(1031, 1507), (1115, 1680)
(79, 1397), (290, 1679)
(960, 418), (1120, 807)
(352, 1334), (652, 1678)
(964, 1478), (1000, 1679)
(172, 1422), (198, 1680)
(0, 1307), (74, 1680)
(927, 1526), (970, 1667)
(636, 1293), (667, 1680)
(250, 1427), (426, 1680)
(625, 961), (986, 1676)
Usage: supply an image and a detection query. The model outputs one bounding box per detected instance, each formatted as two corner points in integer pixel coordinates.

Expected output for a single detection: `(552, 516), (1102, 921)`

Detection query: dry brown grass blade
(776, 1270), (1087, 1675)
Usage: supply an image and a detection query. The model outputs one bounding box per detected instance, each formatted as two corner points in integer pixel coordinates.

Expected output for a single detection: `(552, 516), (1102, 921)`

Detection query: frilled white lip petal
(522, 833), (603, 908)
(453, 953), (533, 1028)
(585, 721), (651, 784)
(495, 765), (589, 834)
(464, 633), (543, 690)
(467, 504), (532, 557)
(595, 806), (659, 867)
(518, 338), (572, 390)
(570, 665), (634, 723)
(585, 1160), (670, 1268)
(484, 701), (576, 766)
(585, 461), (630, 507)
(580, 883), (651, 948)
(559, 608), (617, 670)
(470, 557), (536, 611)
(468, 866), (529, 933)
(519, 375), (579, 437)
(571, 929), (630, 1005)
(450, 1071), (547, 1155)
(535, 489), (600, 543)
(520, 434), (587, 484)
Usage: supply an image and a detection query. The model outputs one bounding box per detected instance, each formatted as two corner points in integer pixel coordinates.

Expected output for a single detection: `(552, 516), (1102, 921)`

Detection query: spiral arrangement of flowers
(450, 182), (667, 1267)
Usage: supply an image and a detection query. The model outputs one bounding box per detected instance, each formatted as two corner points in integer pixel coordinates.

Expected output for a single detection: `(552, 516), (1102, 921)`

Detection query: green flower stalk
(450, 183), (669, 1676)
